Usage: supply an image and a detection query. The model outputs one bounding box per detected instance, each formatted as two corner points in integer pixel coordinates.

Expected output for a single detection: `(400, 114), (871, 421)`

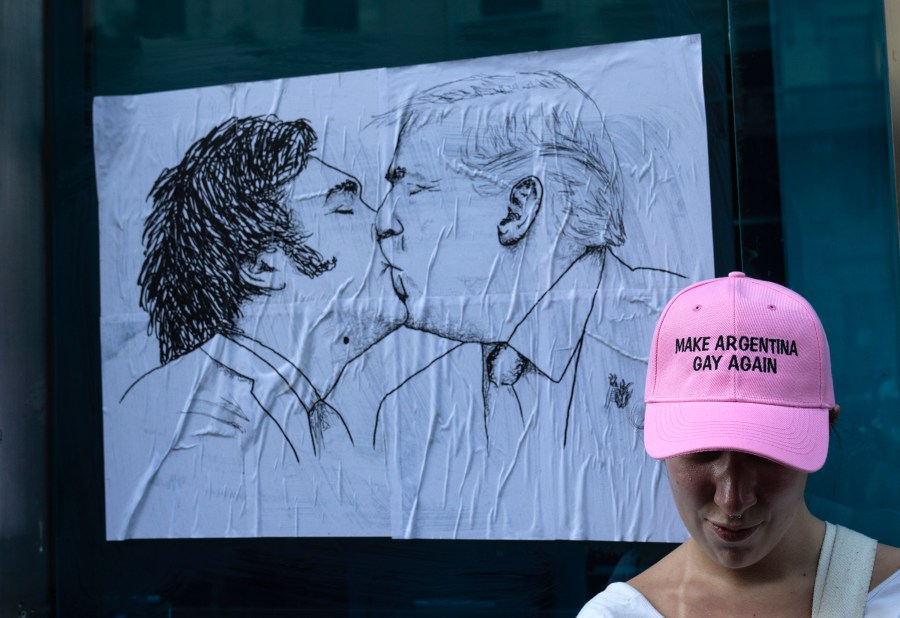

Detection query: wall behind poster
(1, 1), (50, 616)
(768, 0), (900, 544)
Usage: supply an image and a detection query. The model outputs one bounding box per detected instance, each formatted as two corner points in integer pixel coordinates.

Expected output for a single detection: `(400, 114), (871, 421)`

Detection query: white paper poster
(95, 35), (714, 541)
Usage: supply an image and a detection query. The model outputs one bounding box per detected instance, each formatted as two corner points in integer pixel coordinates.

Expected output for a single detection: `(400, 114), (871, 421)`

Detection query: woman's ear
(828, 404), (841, 428)
(239, 249), (286, 291)
(498, 176), (543, 246)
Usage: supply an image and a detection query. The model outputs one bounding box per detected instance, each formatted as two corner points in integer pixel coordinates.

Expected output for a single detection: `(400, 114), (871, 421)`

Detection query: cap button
(728, 271), (746, 278)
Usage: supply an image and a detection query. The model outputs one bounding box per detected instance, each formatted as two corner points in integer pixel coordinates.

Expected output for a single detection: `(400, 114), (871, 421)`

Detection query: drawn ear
(498, 176), (543, 246)
(239, 249), (286, 291)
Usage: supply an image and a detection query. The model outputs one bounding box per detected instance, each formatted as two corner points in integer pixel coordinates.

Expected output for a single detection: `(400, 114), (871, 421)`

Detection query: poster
(95, 34), (714, 540)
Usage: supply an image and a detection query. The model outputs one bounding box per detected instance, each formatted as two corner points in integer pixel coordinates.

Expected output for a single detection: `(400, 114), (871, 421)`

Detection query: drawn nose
(375, 194), (404, 242)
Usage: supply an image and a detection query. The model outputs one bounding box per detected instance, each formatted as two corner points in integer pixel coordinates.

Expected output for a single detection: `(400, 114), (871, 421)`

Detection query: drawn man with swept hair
(105, 115), (405, 538)
(374, 72), (685, 538)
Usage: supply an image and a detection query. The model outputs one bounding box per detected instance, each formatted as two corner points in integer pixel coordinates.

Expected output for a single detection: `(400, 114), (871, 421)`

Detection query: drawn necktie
(483, 343), (531, 452)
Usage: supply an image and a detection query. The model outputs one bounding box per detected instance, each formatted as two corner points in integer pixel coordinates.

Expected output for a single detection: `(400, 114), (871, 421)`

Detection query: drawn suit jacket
(380, 251), (688, 541)
(104, 334), (390, 539)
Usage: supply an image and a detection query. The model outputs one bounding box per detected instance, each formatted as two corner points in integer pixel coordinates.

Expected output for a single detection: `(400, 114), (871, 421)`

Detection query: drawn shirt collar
(504, 249), (606, 382)
(200, 333), (320, 415)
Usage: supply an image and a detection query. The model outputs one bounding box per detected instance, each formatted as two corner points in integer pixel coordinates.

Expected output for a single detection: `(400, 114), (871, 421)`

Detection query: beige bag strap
(812, 522), (878, 618)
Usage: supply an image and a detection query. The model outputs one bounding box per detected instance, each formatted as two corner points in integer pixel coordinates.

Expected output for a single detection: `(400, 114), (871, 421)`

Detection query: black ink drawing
(374, 71), (685, 447)
(132, 116), (357, 455)
(106, 115), (406, 538)
(370, 70), (695, 539)
(100, 37), (711, 540)
(605, 373), (634, 410)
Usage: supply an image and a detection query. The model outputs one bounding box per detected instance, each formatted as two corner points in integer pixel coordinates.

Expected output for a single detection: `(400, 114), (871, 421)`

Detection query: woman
(578, 272), (900, 617)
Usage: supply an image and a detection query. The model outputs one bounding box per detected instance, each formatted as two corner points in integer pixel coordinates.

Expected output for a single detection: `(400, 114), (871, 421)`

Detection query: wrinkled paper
(95, 35), (713, 540)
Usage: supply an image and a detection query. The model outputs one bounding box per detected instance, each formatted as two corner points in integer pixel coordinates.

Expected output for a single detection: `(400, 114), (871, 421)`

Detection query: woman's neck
(632, 507), (827, 617)
(690, 506), (825, 586)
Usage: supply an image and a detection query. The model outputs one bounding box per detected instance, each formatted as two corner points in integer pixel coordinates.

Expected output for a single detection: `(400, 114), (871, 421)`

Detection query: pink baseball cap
(644, 272), (834, 472)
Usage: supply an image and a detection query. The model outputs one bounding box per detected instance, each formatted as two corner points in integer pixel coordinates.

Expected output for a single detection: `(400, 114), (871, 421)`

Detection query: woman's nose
(713, 453), (758, 516)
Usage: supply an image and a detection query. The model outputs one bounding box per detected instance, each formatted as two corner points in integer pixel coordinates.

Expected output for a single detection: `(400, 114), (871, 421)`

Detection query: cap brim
(644, 401), (829, 472)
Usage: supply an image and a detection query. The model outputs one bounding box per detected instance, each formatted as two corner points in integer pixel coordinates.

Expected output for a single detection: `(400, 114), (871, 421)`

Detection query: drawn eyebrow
(409, 183), (437, 196)
(325, 179), (359, 199)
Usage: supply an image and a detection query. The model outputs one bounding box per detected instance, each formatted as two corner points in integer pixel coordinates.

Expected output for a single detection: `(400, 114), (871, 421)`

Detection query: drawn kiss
(390, 270), (408, 303)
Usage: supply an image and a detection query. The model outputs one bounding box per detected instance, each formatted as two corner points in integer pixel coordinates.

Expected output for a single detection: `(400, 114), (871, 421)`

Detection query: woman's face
(667, 450), (809, 570)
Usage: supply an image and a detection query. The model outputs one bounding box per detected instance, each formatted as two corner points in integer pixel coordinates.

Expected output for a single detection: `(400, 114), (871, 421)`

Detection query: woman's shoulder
(872, 542), (900, 590)
(867, 560), (900, 617)
(628, 542), (686, 593)
(576, 582), (663, 618)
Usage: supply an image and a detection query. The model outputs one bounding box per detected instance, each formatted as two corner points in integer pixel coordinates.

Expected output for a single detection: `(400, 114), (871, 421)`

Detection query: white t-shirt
(576, 569), (900, 617)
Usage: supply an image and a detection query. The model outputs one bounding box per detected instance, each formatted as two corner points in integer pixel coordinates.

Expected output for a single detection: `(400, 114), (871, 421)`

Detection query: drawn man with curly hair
(105, 115), (405, 538)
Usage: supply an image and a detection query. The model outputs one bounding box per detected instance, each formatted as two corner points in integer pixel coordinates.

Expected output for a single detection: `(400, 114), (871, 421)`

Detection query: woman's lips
(709, 521), (760, 543)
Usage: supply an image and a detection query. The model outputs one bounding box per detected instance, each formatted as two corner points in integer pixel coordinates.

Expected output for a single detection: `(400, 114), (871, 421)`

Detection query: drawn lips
(391, 270), (408, 303)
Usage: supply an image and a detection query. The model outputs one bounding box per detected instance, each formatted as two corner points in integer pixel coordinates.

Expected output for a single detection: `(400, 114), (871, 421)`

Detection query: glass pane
(48, 0), (899, 613)
(766, 0), (900, 544)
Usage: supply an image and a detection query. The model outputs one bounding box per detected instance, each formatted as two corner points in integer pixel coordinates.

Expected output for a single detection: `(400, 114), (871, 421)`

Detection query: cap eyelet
(693, 304), (702, 312)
